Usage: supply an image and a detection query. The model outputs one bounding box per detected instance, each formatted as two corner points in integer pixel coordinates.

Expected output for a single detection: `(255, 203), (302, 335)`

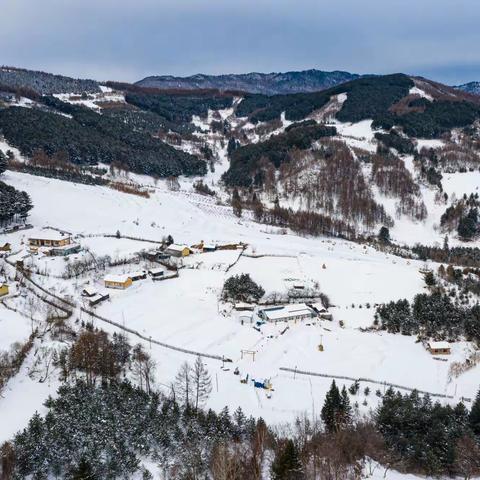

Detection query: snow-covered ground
(1, 169), (480, 446)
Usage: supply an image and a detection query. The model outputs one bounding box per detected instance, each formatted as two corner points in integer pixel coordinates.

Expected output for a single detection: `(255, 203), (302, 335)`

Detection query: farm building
(104, 274), (133, 290)
(310, 302), (333, 320)
(234, 302), (255, 311)
(165, 244), (190, 257)
(49, 243), (81, 256)
(88, 291), (110, 307)
(148, 267), (164, 278)
(0, 283), (9, 297)
(130, 271), (147, 282)
(259, 303), (315, 323)
(81, 286), (97, 297)
(29, 229), (71, 248)
(427, 341), (451, 355)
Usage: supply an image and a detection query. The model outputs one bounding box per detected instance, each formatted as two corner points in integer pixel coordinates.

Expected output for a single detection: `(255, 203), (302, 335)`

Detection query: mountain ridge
(135, 68), (360, 95)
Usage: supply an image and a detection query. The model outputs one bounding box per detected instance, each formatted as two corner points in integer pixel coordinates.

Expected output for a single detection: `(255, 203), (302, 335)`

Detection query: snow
(409, 86), (433, 101)
(1, 169), (480, 440)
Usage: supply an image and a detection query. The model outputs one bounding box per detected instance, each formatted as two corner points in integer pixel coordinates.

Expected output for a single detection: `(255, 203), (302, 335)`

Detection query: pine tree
(232, 188), (243, 217)
(321, 380), (342, 433)
(469, 388), (480, 436)
(0, 150), (7, 175)
(378, 226), (390, 243)
(271, 439), (304, 480)
(70, 458), (96, 480)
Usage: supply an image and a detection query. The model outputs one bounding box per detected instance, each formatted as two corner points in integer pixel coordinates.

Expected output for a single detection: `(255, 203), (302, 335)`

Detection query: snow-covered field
(1, 168), (480, 447)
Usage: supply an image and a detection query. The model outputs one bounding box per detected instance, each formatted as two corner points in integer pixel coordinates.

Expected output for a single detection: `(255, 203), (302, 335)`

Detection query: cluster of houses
(103, 267), (166, 290)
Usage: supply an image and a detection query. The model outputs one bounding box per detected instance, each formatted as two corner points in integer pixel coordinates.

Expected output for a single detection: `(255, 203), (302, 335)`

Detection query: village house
(427, 341), (451, 355)
(165, 244), (190, 257)
(104, 274), (133, 290)
(0, 283), (9, 297)
(29, 230), (72, 248)
(88, 291), (110, 307)
(148, 267), (164, 279)
(259, 303), (315, 323)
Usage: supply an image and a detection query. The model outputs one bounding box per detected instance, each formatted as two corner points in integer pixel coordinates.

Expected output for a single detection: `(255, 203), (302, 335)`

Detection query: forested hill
(136, 69), (360, 94)
(0, 66), (100, 96)
(457, 81), (480, 96)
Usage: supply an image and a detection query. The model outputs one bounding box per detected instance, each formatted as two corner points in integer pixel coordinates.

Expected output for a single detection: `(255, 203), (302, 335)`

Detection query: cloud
(1, 0), (479, 84)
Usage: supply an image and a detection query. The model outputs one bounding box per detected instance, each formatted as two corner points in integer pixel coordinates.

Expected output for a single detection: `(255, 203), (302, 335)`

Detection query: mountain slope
(135, 69), (360, 94)
(0, 66), (100, 96)
(456, 81), (480, 95)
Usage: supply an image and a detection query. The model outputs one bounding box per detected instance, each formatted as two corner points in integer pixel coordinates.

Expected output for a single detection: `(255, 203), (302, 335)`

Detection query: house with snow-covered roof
(259, 303), (315, 323)
(29, 229), (71, 248)
(104, 274), (133, 290)
(165, 244), (190, 257)
(427, 341), (451, 355)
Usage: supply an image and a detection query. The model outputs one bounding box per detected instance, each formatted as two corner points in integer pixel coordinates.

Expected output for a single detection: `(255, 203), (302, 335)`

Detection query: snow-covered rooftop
(104, 274), (131, 283)
(166, 244), (189, 252)
(29, 229), (71, 241)
(260, 303), (314, 321)
(428, 341), (450, 350)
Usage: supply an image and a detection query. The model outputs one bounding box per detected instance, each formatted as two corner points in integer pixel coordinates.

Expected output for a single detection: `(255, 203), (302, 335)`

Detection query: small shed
(104, 274), (133, 290)
(428, 341), (451, 355)
(0, 283), (9, 297)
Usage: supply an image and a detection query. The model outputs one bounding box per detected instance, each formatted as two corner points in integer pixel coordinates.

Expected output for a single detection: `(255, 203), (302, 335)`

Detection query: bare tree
(131, 344), (156, 394)
(174, 361), (193, 407)
(192, 356), (212, 410)
(455, 435), (480, 480)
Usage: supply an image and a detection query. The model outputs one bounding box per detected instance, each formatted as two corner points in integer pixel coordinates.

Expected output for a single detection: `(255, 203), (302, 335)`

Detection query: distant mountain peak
(456, 81), (480, 95)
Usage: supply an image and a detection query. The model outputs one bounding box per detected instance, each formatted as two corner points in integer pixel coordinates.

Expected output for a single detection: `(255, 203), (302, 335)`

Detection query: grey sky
(1, 0), (479, 85)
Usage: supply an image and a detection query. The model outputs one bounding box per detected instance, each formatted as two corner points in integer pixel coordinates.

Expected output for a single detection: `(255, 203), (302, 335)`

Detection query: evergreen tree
(0, 150), (7, 174)
(469, 388), (480, 437)
(271, 439), (304, 480)
(70, 458), (97, 480)
(232, 188), (243, 217)
(378, 226), (390, 243)
(321, 381), (342, 433)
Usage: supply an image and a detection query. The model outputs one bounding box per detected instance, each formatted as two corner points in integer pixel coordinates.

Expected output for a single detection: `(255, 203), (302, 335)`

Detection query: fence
(80, 307), (230, 363)
(279, 367), (454, 399)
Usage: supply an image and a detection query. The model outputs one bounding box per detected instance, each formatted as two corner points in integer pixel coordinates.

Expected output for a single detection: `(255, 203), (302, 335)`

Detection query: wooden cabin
(104, 274), (133, 290)
(428, 341), (451, 355)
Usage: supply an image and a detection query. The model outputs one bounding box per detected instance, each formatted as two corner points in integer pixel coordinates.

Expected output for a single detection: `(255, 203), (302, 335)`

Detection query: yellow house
(29, 230), (71, 248)
(104, 274), (133, 290)
(0, 284), (9, 297)
(165, 244), (190, 257)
